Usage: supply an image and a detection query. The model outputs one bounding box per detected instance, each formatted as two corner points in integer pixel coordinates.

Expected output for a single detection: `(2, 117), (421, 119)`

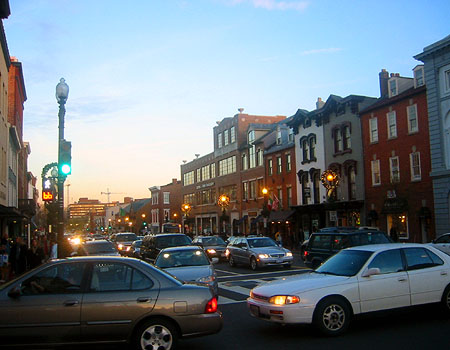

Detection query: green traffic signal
(59, 139), (72, 175)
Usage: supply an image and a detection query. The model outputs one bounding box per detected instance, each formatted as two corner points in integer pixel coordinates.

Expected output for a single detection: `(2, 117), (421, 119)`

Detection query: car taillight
(303, 251), (308, 257)
(205, 297), (218, 313)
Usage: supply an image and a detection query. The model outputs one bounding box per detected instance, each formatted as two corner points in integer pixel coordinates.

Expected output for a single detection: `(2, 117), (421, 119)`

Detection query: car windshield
(202, 237), (226, 246)
(84, 242), (117, 254)
(247, 237), (277, 248)
(315, 250), (373, 276)
(116, 234), (138, 242)
(155, 249), (210, 268)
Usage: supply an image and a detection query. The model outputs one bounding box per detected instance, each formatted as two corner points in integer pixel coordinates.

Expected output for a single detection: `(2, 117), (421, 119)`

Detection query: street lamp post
(181, 203), (192, 235)
(217, 194), (230, 236)
(56, 78), (69, 258)
(261, 187), (269, 235)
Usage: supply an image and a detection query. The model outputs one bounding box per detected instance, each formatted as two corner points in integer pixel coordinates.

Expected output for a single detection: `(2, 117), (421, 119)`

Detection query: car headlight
(207, 249), (216, 254)
(258, 254), (269, 259)
(225, 249), (230, 257)
(197, 275), (215, 283)
(269, 295), (300, 305)
(117, 244), (124, 250)
(285, 252), (293, 257)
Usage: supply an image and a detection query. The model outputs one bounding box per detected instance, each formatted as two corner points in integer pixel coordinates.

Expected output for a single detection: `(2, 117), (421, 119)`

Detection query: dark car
(140, 233), (193, 262)
(110, 232), (138, 255)
(75, 239), (120, 256)
(192, 235), (227, 261)
(303, 229), (393, 268)
(0, 256), (222, 349)
(126, 239), (143, 258)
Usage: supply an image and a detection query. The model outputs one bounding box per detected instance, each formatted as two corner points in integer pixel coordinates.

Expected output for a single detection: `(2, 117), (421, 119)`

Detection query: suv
(109, 232), (138, 255)
(140, 233), (193, 262)
(303, 230), (392, 268)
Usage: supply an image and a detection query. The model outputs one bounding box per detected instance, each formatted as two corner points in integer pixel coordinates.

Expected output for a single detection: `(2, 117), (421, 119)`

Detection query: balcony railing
(19, 199), (37, 217)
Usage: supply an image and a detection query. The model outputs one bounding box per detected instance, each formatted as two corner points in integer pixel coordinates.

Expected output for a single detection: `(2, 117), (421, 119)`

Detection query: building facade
(415, 35), (450, 236)
(360, 68), (434, 242)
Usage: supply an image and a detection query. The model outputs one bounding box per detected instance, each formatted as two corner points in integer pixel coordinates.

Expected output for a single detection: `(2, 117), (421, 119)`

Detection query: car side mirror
(211, 257), (219, 264)
(362, 267), (381, 277)
(8, 286), (21, 299)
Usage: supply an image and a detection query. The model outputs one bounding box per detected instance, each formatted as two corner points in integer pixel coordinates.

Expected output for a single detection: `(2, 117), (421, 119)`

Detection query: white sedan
(247, 243), (450, 336)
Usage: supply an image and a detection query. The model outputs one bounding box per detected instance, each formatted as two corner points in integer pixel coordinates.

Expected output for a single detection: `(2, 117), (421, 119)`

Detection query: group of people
(0, 233), (56, 283)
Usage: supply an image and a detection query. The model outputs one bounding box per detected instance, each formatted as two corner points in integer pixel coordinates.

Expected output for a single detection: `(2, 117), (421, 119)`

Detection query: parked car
(154, 246), (218, 296)
(192, 235), (227, 261)
(74, 239), (120, 256)
(303, 229), (393, 268)
(226, 236), (293, 270)
(110, 232), (138, 255)
(248, 243), (450, 336)
(0, 256), (222, 349)
(140, 233), (193, 262)
(430, 233), (450, 255)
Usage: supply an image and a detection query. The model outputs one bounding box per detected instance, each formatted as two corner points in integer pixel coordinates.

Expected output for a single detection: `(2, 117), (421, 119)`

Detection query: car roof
(312, 230), (385, 236)
(159, 245), (202, 252)
(83, 239), (112, 245)
(345, 243), (430, 252)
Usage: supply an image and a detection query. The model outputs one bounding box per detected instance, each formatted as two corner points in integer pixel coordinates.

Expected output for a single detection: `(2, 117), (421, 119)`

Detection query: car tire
(229, 255), (236, 267)
(134, 318), (178, 350)
(442, 285), (450, 314)
(283, 264), (291, 269)
(250, 257), (258, 271)
(313, 297), (351, 336)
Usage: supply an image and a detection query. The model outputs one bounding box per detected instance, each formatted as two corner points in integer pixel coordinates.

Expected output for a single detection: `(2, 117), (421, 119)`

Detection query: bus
(161, 222), (182, 233)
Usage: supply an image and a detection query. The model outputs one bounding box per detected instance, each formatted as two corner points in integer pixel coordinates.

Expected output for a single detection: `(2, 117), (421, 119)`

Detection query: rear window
(156, 235), (192, 249)
(309, 235), (331, 250)
(350, 232), (391, 246)
(116, 234), (138, 242)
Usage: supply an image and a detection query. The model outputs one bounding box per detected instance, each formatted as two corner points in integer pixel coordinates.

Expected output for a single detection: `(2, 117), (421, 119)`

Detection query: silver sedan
(0, 256), (222, 349)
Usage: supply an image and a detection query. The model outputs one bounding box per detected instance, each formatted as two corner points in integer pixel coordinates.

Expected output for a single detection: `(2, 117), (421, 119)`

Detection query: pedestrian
(9, 236), (27, 279)
(275, 231), (282, 246)
(0, 232), (11, 282)
(390, 227), (398, 242)
(27, 238), (45, 270)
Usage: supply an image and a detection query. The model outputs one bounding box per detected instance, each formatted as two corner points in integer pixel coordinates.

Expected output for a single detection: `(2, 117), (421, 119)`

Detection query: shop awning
(269, 210), (295, 222)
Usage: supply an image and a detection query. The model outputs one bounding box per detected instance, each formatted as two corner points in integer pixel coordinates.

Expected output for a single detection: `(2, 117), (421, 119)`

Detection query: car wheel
(250, 257), (258, 271)
(134, 318), (178, 350)
(229, 255), (236, 267)
(442, 285), (450, 314)
(283, 264), (291, 269)
(313, 297), (351, 336)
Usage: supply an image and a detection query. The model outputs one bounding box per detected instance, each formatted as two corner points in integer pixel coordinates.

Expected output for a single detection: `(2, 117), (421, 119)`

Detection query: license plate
(250, 304), (260, 317)
(276, 259), (283, 263)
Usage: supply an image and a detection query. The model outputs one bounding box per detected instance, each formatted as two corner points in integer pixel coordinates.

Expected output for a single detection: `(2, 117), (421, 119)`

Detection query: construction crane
(101, 188), (125, 203)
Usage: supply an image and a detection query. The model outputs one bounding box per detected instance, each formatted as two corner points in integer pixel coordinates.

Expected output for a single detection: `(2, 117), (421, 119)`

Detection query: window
(369, 118), (378, 143)
(163, 192), (170, 204)
(343, 125), (351, 150)
(201, 165), (211, 181)
(288, 128), (294, 142)
(268, 159), (273, 176)
(90, 263), (153, 292)
(257, 149), (263, 166)
(184, 171), (195, 186)
(410, 152), (421, 181)
(257, 178), (264, 197)
(249, 146), (256, 168)
(301, 174), (309, 205)
(414, 66), (424, 88)
(387, 111), (397, 138)
(218, 132), (222, 148)
(286, 153), (291, 172)
(309, 136), (316, 160)
(164, 209), (170, 222)
(211, 163), (216, 178)
(407, 105), (418, 133)
(196, 168), (201, 182)
(230, 126), (236, 143)
(22, 262), (85, 295)
(368, 249), (403, 274)
(371, 160), (381, 186)
(241, 153), (248, 170)
(287, 186), (292, 207)
(277, 188), (283, 208)
(334, 128), (343, 153)
(313, 173), (320, 204)
(219, 156), (236, 176)
(249, 180), (257, 199)
(404, 248), (444, 270)
(390, 156), (400, 183)
(224, 129), (229, 146)
(276, 129), (282, 145)
(348, 167), (356, 200)
(152, 193), (159, 205)
(302, 139), (309, 162)
(242, 182), (248, 201)
(277, 156), (282, 174)
(389, 79), (397, 97)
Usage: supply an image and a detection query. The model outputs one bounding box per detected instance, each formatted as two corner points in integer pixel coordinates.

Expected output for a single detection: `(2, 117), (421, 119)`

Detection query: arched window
(348, 166), (356, 200)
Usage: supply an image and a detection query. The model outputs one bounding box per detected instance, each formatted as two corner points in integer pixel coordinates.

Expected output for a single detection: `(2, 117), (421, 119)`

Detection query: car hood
(253, 272), (351, 295)
(250, 246), (288, 254)
(164, 265), (214, 282)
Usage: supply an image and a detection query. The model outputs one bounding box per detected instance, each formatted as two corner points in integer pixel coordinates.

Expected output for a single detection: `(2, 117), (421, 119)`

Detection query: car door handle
(397, 278), (407, 282)
(441, 271), (448, 276)
(64, 300), (79, 306)
(137, 297), (151, 303)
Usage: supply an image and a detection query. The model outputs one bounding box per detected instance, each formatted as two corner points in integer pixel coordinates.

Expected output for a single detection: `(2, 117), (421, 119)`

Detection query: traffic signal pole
(57, 96), (66, 258)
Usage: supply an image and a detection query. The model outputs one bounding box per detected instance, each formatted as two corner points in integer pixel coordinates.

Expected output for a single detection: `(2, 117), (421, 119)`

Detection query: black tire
(313, 297), (351, 336)
(442, 285), (450, 314)
(134, 318), (178, 350)
(229, 254), (236, 267)
(283, 264), (291, 269)
(250, 257), (258, 271)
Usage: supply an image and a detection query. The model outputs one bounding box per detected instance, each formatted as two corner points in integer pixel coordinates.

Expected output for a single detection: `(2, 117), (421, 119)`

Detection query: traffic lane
(179, 302), (450, 350)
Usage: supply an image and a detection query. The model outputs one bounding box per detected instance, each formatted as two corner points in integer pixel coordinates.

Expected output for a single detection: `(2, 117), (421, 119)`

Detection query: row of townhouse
(0, 1), (38, 244)
(178, 34), (450, 242)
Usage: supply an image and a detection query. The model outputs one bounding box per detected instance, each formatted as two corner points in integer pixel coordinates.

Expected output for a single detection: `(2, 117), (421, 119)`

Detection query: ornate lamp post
(321, 169), (340, 200)
(181, 203), (192, 234)
(217, 194), (230, 235)
(56, 78), (69, 258)
(261, 187), (269, 235)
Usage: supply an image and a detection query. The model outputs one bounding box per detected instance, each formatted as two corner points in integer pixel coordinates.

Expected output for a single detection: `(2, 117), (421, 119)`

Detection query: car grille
(270, 253), (284, 258)
(251, 293), (270, 302)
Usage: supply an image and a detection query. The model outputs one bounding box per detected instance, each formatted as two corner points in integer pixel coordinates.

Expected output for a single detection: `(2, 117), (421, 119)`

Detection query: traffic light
(59, 139), (72, 176)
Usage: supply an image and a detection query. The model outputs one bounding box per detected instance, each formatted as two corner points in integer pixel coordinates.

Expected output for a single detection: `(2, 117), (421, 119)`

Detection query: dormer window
(414, 66), (425, 88)
(389, 79), (398, 97)
(276, 128), (282, 145)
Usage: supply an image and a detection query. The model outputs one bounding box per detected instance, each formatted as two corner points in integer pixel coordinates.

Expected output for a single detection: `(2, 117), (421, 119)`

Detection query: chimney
(316, 97), (325, 109)
(172, 178), (177, 184)
(379, 69), (389, 98)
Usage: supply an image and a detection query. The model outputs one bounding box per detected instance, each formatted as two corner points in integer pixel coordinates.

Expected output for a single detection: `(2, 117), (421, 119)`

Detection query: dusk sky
(3, 0), (449, 205)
